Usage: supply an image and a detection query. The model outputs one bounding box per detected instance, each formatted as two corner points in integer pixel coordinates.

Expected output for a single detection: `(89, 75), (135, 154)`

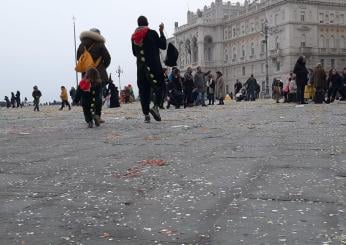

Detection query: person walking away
(10, 92), (16, 108)
(159, 68), (169, 109)
(131, 16), (166, 123)
(215, 71), (226, 105)
(107, 80), (120, 108)
(194, 67), (207, 106)
(327, 68), (345, 103)
(245, 74), (257, 101)
(77, 28), (111, 123)
(24, 97), (28, 107)
(272, 78), (282, 103)
(32, 86), (42, 111)
(74, 68), (103, 128)
(15, 91), (22, 108)
(4, 96), (11, 108)
(310, 64), (327, 104)
(183, 67), (194, 107)
(206, 74), (215, 105)
(293, 56), (309, 104)
(59, 86), (71, 110)
(70, 87), (76, 104)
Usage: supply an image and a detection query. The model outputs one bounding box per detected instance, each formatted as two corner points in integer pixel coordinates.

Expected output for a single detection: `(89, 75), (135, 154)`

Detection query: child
(59, 86), (71, 110)
(74, 68), (102, 128)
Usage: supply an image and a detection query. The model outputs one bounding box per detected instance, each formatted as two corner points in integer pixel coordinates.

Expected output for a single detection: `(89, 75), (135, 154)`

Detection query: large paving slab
(0, 100), (345, 245)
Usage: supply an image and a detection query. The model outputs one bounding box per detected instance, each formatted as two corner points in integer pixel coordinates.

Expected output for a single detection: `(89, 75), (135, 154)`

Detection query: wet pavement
(0, 100), (345, 245)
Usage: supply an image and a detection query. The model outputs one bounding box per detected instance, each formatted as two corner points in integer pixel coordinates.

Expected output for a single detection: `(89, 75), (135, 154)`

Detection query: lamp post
(116, 65), (123, 91)
(262, 21), (270, 98)
(73, 16), (78, 88)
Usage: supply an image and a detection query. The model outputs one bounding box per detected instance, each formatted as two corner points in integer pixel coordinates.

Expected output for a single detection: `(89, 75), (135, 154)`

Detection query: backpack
(75, 44), (102, 72)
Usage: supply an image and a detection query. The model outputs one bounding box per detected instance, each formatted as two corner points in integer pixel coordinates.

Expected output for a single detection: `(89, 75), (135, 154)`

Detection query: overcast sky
(1, 0), (243, 102)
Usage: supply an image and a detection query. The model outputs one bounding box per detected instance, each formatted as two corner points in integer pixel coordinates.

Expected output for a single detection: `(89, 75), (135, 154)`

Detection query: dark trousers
(82, 102), (101, 123)
(34, 98), (40, 111)
(60, 100), (71, 110)
(296, 82), (305, 104)
(208, 94), (214, 105)
(328, 87), (345, 101)
(138, 77), (162, 116)
(184, 88), (193, 106)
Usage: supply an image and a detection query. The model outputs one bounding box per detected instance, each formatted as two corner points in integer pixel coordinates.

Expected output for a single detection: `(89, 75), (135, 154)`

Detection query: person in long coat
(10, 92), (16, 108)
(310, 63), (327, 104)
(215, 71), (226, 105)
(107, 80), (120, 108)
(77, 28), (111, 122)
(293, 56), (309, 104)
(131, 16), (167, 123)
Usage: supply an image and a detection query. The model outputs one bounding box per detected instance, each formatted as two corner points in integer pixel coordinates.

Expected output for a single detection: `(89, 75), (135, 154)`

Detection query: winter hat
(90, 28), (101, 34)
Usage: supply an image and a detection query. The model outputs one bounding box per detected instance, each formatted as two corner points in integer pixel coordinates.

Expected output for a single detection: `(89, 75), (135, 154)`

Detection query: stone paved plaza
(0, 101), (345, 245)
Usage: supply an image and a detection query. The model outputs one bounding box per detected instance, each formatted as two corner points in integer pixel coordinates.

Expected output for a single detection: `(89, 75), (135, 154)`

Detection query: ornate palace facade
(164, 0), (346, 94)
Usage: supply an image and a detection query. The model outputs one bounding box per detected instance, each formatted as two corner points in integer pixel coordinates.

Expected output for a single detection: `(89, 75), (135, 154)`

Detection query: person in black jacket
(107, 79), (120, 108)
(131, 16), (167, 123)
(293, 56), (309, 104)
(167, 68), (184, 109)
(183, 67), (194, 107)
(77, 28), (111, 122)
(74, 68), (103, 128)
(32, 86), (42, 112)
(327, 68), (345, 103)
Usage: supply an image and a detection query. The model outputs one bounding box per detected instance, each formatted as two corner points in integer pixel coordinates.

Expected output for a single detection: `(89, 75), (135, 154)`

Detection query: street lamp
(262, 21), (270, 98)
(116, 65), (123, 90)
(73, 16), (78, 88)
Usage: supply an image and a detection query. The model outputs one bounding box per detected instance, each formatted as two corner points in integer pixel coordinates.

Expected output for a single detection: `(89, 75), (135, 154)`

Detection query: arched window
(341, 36), (346, 49)
(192, 37), (198, 63)
(233, 47), (236, 59)
(275, 36), (280, 49)
(204, 36), (213, 62)
(330, 36), (335, 49)
(251, 43), (255, 56)
(320, 35), (325, 48)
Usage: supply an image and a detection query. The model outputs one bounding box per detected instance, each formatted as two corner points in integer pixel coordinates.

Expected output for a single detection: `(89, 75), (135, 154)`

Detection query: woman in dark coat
(167, 69), (184, 109)
(327, 68), (345, 103)
(183, 67), (194, 107)
(293, 56), (309, 104)
(77, 28), (111, 122)
(311, 63), (327, 104)
(10, 92), (16, 108)
(107, 80), (120, 108)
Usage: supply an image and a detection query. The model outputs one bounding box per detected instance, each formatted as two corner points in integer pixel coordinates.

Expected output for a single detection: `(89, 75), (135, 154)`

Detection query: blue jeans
(247, 89), (256, 101)
(196, 92), (206, 106)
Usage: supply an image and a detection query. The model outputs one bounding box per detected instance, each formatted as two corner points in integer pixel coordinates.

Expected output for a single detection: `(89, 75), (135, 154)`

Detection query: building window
(331, 59), (335, 68)
(275, 14), (279, 25)
(301, 11), (305, 22)
(233, 47), (236, 59)
(261, 63), (265, 73)
(275, 36), (280, 49)
(330, 36), (335, 48)
(242, 45), (245, 57)
(341, 36), (346, 49)
(330, 13), (334, 24)
(276, 62), (281, 71)
(320, 35), (325, 48)
(233, 28), (236, 37)
(321, 59), (325, 67)
(320, 13), (324, 23)
(242, 66), (246, 76)
(301, 34), (306, 47)
(261, 41), (265, 53)
(251, 43), (255, 56)
(341, 14), (345, 24)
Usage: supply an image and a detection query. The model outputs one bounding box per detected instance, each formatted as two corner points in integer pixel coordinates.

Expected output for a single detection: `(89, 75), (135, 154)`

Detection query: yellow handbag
(75, 44), (101, 73)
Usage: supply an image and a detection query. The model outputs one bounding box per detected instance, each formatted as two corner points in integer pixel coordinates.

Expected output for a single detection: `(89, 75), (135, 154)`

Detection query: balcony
(270, 49), (281, 57)
(299, 47), (313, 55)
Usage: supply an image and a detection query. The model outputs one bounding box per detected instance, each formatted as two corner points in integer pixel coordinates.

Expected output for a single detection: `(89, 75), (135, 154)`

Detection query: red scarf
(131, 27), (150, 46)
(79, 79), (91, 92)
